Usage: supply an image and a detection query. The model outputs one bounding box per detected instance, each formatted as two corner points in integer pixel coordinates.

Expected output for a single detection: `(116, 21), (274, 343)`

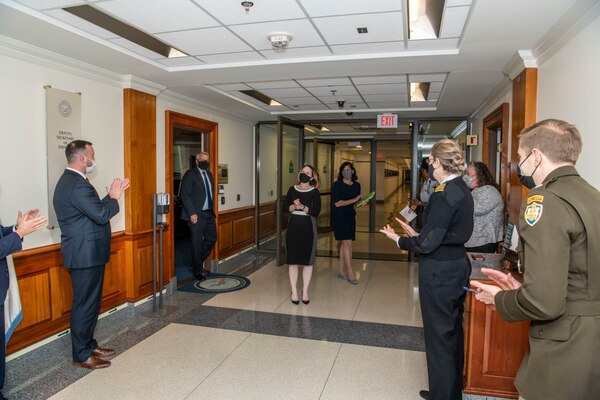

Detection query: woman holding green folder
(332, 162), (369, 284)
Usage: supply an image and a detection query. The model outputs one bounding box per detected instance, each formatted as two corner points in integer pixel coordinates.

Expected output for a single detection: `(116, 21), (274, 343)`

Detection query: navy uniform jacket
(495, 166), (600, 400)
(398, 176), (474, 259)
(180, 167), (215, 220)
(53, 169), (119, 269)
(0, 226), (21, 304)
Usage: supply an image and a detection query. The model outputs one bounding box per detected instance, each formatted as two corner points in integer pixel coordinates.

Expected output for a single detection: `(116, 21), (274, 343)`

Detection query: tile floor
(5, 252), (506, 400)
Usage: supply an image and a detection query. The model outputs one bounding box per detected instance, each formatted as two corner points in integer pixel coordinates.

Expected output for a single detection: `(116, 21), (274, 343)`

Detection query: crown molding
(0, 35), (123, 88)
(503, 50), (537, 81)
(121, 75), (166, 96)
(533, 0), (600, 66)
(159, 90), (257, 125)
(469, 75), (512, 120)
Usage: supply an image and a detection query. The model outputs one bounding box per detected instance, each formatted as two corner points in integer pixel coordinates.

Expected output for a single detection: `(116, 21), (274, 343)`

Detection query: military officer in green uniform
(471, 119), (600, 400)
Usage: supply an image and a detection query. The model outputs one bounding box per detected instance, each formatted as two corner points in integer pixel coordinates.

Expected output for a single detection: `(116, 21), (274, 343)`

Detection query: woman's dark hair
(470, 161), (500, 191)
(337, 161), (357, 182)
(420, 157), (429, 171)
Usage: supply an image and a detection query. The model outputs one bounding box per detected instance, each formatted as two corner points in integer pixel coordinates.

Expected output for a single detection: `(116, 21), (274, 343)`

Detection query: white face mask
(83, 155), (96, 174)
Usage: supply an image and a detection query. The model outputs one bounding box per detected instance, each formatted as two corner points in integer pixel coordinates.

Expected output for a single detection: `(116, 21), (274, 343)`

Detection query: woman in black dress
(380, 139), (474, 400)
(332, 162), (366, 284)
(283, 165), (321, 304)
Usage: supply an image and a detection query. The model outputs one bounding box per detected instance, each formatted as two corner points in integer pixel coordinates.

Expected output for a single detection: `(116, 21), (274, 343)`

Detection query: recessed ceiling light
(410, 82), (430, 102)
(407, 0), (444, 40)
(240, 89), (282, 107)
(63, 5), (188, 58)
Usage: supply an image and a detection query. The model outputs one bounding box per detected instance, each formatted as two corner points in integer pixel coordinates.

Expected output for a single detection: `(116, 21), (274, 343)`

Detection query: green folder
(356, 191), (375, 207)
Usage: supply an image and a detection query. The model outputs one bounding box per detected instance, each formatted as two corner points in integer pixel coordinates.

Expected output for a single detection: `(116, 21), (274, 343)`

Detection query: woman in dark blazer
(380, 139), (474, 400)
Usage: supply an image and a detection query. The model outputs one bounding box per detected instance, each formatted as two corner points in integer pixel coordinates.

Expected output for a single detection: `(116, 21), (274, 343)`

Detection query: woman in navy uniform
(381, 139), (474, 400)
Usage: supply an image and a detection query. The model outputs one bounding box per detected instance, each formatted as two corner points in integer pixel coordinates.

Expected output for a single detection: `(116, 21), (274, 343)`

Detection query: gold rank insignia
(435, 183), (446, 192)
(524, 202), (543, 226)
(527, 195), (544, 204)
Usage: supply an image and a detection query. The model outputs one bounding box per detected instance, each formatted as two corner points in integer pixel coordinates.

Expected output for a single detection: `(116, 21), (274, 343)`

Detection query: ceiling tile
(363, 94), (409, 103)
(356, 83), (408, 95)
(299, 0), (401, 17)
(439, 6), (470, 38)
(307, 86), (358, 97)
(96, 0), (219, 33)
(446, 0), (473, 8)
(212, 83), (253, 91)
(277, 97), (323, 105)
(260, 87), (312, 98)
(108, 37), (164, 59)
(351, 75), (407, 85)
(229, 19), (326, 50)
(313, 12), (404, 45)
(331, 41), (405, 55)
(260, 46), (332, 59)
(155, 56), (205, 67)
(157, 27), (253, 55)
(193, 0), (306, 25)
(429, 81), (444, 92)
(409, 73), (447, 82)
(410, 101), (438, 108)
(367, 101), (410, 109)
(406, 38), (460, 50)
(247, 81), (300, 89)
(285, 104), (330, 111)
(296, 77), (352, 87)
(198, 51), (265, 64)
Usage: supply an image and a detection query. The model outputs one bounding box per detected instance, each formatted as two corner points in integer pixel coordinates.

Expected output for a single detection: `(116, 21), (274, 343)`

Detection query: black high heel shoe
(301, 291), (309, 305)
(291, 292), (299, 305)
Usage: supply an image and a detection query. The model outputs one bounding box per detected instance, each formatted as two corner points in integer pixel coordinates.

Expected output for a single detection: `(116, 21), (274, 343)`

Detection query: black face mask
(517, 152), (538, 189)
(299, 173), (311, 183)
(198, 160), (209, 170)
(427, 162), (436, 182)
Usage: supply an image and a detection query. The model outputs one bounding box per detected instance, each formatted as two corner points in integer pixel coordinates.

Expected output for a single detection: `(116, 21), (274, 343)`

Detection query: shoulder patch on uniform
(524, 202), (543, 226)
(435, 183), (446, 192)
(527, 195), (544, 204)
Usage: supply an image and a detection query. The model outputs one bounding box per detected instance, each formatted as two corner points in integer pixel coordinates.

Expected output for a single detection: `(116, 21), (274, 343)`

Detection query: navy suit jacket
(0, 226), (21, 304)
(180, 167), (215, 220)
(53, 169), (119, 269)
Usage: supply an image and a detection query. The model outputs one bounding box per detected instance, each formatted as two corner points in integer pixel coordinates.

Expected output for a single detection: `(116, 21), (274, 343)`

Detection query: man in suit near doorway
(0, 209), (47, 400)
(180, 151), (216, 281)
(53, 140), (129, 369)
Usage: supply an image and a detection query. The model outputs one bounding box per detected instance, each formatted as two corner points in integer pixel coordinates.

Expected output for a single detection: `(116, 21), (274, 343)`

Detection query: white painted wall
(0, 52), (124, 249)
(156, 96), (255, 211)
(537, 14), (600, 189)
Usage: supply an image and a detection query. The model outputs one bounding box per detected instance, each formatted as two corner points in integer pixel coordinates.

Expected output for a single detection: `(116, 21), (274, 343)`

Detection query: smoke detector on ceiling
(268, 33), (293, 48)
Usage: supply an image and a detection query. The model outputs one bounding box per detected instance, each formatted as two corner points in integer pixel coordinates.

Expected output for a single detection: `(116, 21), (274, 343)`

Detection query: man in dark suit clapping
(1, 209), (47, 400)
(180, 152), (216, 281)
(53, 140), (129, 370)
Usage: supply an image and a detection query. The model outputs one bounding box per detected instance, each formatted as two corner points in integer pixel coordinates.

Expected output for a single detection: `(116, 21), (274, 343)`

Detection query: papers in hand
(399, 205), (417, 222)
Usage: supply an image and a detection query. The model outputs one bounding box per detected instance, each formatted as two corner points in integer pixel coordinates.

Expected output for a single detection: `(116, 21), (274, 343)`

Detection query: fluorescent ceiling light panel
(407, 0), (445, 40)
(410, 82), (431, 102)
(240, 90), (281, 107)
(63, 5), (188, 58)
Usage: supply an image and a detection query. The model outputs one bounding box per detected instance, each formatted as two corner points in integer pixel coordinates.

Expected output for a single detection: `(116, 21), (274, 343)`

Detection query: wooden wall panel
(16, 273), (51, 331)
(217, 206), (256, 259)
(7, 234), (128, 355)
(124, 88), (156, 235)
(509, 68), (538, 223)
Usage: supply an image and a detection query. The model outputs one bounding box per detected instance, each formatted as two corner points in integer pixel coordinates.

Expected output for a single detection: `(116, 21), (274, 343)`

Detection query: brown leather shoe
(72, 356), (111, 369)
(92, 347), (116, 357)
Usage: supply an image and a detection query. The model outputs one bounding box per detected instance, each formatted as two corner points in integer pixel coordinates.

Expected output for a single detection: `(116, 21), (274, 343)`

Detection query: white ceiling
(0, 0), (582, 124)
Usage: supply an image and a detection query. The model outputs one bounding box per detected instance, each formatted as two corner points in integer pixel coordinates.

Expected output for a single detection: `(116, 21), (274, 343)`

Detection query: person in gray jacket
(463, 162), (504, 253)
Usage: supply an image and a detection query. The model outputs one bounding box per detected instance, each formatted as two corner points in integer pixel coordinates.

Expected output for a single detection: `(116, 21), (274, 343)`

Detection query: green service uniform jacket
(494, 166), (600, 400)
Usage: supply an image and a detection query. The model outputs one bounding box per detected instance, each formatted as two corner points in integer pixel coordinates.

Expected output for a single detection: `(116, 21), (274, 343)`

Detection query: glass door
(276, 117), (304, 265)
(255, 122), (277, 251)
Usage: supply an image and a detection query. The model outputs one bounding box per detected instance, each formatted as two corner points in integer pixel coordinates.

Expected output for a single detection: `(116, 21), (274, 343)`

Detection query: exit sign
(377, 114), (398, 128)
(466, 135), (479, 146)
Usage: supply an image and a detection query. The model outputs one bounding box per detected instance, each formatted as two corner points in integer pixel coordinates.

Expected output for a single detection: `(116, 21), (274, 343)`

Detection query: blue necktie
(202, 171), (213, 210)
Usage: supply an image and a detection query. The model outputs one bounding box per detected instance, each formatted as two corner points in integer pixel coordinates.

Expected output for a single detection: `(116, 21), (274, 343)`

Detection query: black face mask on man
(517, 152), (539, 189)
(198, 160), (209, 170)
(299, 173), (311, 183)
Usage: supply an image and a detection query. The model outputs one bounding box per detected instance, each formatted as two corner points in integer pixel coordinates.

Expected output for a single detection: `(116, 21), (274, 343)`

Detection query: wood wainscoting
(6, 230), (165, 355)
(218, 205), (256, 259)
